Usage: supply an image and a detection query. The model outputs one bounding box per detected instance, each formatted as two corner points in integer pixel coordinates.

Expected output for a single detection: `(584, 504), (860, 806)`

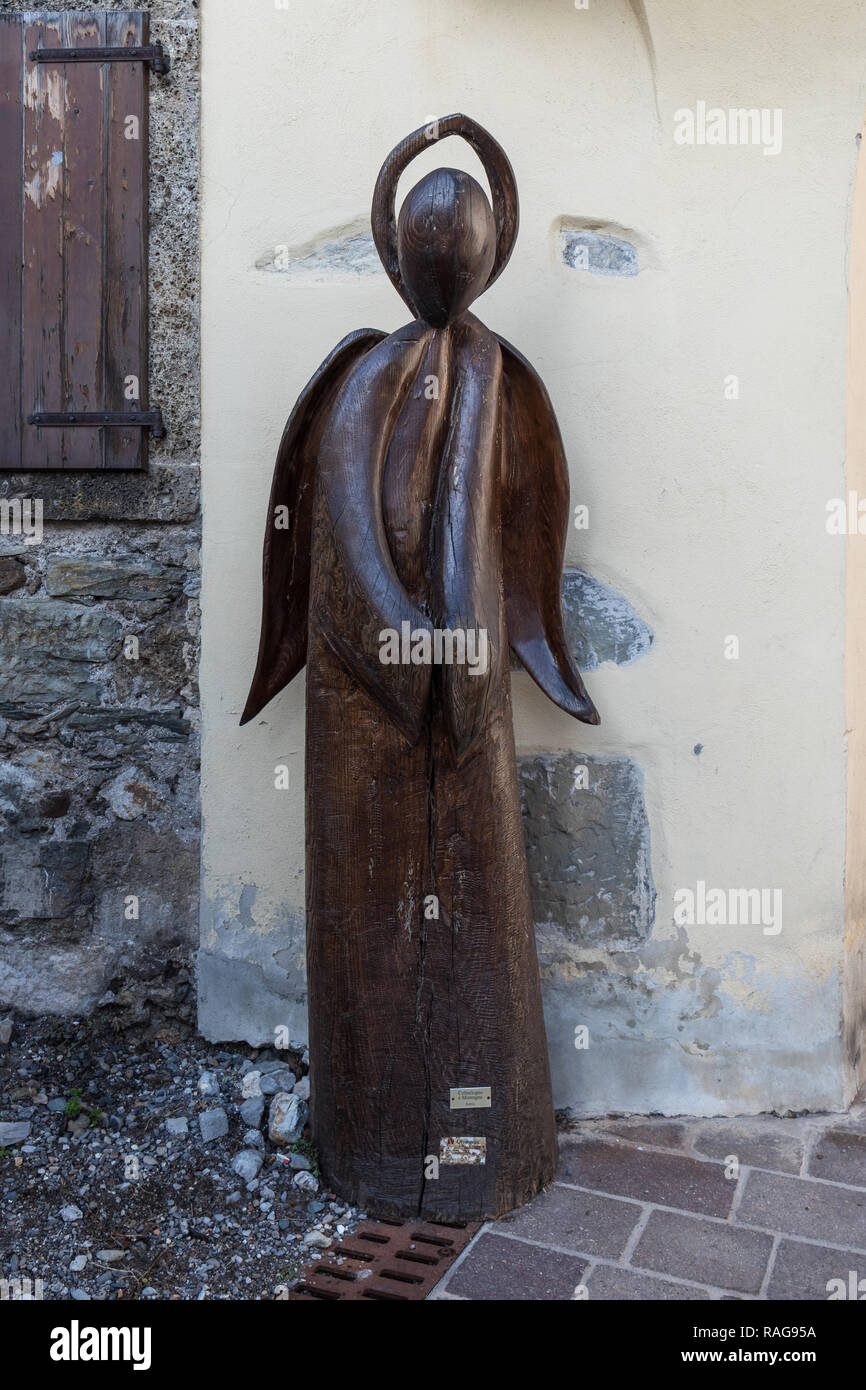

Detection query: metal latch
(30, 42), (169, 75)
(27, 409), (166, 440)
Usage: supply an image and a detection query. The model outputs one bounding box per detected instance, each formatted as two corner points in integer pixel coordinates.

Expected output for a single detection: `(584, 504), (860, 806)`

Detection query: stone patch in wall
(519, 752), (656, 952)
(256, 216), (380, 278)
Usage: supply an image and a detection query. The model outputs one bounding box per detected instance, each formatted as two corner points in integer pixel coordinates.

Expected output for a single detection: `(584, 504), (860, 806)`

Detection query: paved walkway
(431, 1097), (866, 1300)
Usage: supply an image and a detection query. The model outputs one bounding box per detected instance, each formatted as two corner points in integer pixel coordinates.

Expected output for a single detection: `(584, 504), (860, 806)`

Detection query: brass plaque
(449, 1086), (491, 1110)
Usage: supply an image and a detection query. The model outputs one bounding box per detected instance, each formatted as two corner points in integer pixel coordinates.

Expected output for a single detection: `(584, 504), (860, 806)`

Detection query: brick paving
(430, 1094), (866, 1300)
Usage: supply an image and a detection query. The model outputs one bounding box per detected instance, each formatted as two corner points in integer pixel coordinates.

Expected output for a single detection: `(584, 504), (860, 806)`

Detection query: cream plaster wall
(199, 0), (866, 1114)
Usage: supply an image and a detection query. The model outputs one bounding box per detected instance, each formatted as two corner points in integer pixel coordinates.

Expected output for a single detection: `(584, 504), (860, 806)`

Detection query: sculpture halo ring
(371, 113), (519, 312)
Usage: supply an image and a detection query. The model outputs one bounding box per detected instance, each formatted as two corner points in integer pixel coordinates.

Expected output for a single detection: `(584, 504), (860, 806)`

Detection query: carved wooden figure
(242, 115), (599, 1221)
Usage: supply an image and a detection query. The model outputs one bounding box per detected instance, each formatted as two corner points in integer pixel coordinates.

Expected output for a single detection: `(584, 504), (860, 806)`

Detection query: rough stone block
(256, 217), (379, 278)
(519, 754), (656, 950)
(561, 569), (653, 671)
(90, 822), (197, 948)
(560, 227), (640, 276)
(0, 557), (26, 594)
(45, 557), (182, 601)
(0, 463), (199, 524)
(0, 838), (90, 921)
(0, 599), (121, 706)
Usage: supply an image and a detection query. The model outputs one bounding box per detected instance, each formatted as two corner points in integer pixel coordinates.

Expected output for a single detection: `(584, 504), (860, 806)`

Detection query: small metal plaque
(449, 1085), (491, 1110)
(440, 1136), (486, 1165)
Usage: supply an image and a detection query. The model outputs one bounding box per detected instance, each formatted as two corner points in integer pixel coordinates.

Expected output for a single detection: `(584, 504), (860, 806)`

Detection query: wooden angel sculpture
(242, 115), (599, 1222)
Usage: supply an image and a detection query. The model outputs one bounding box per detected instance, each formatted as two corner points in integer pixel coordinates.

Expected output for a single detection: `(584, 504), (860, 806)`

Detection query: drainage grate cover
(288, 1217), (479, 1300)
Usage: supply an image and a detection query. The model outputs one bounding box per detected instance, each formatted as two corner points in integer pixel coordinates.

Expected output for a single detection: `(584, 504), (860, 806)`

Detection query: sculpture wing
(240, 328), (386, 725)
(316, 323), (435, 747)
(430, 317), (505, 764)
(497, 334), (600, 725)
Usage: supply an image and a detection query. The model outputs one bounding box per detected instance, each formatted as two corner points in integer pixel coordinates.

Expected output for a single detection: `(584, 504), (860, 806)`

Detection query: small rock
(165, 1117), (188, 1136)
(96, 1250), (125, 1264)
(0, 1017), (12, 1046)
(243, 1128), (264, 1151)
(47, 1098), (67, 1113)
(231, 1149), (263, 1182)
(293, 1170), (318, 1194)
(0, 1121), (30, 1146)
(199, 1108), (228, 1143)
(69, 1256), (87, 1273)
(302, 1227), (329, 1245)
(241, 1071), (262, 1098)
(288, 1152), (311, 1171)
(292, 1076), (310, 1102)
(239, 1096), (264, 1127)
(268, 1092), (307, 1146)
(259, 1069), (296, 1096)
(70, 1288), (90, 1300)
(197, 1071), (219, 1096)
(67, 1116), (89, 1139)
(60, 1204), (83, 1222)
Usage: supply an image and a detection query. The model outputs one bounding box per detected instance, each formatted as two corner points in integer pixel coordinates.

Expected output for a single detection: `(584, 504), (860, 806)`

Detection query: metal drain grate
(288, 1217), (479, 1300)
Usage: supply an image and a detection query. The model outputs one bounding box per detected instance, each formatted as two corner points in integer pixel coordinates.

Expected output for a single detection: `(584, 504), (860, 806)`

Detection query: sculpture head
(397, 168), (496, 326)
(372, 114), (519, 325)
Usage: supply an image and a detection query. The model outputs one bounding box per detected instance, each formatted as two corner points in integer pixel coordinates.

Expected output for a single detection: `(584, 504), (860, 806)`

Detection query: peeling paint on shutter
(0, 11), (152, 470)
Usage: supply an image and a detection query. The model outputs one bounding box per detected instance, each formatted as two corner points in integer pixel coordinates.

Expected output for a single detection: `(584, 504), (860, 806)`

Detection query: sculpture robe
(242, 114), (599, 1222)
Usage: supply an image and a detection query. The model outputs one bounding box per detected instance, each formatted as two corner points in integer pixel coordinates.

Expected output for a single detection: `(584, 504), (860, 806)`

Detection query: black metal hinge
(27, 409), (166, 440)
(30, 42), (169, 75)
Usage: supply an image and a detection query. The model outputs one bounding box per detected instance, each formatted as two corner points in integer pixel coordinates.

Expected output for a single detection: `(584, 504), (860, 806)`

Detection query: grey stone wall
(0, 1), (200, 1024)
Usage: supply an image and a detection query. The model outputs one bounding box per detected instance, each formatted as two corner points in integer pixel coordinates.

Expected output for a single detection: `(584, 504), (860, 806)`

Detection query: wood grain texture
(245, 116), (598, 1220)
(21, 14), (65, 469)
(0, 17), (23, 469)
(62, 11), (105, 468)
(103, 9), (146, 469)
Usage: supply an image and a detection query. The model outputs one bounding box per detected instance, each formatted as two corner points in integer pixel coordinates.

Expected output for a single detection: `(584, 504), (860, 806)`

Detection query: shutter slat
(103, 9), (147, 470)
(0, 18), (23, 469)
(21, 16), (66, 470)
(62, 11), (106, 469)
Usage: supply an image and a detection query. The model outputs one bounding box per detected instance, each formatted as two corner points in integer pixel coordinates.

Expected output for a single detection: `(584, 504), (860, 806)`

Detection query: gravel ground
(0, 1013), (362, 1300)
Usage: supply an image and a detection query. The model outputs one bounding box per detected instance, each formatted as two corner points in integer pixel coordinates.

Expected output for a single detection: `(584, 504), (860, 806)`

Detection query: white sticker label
(440, 1136), (486, 1165)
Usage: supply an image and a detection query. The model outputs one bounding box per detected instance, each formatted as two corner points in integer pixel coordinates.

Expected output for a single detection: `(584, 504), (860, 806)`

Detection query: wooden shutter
(0, 11), (156, 470)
